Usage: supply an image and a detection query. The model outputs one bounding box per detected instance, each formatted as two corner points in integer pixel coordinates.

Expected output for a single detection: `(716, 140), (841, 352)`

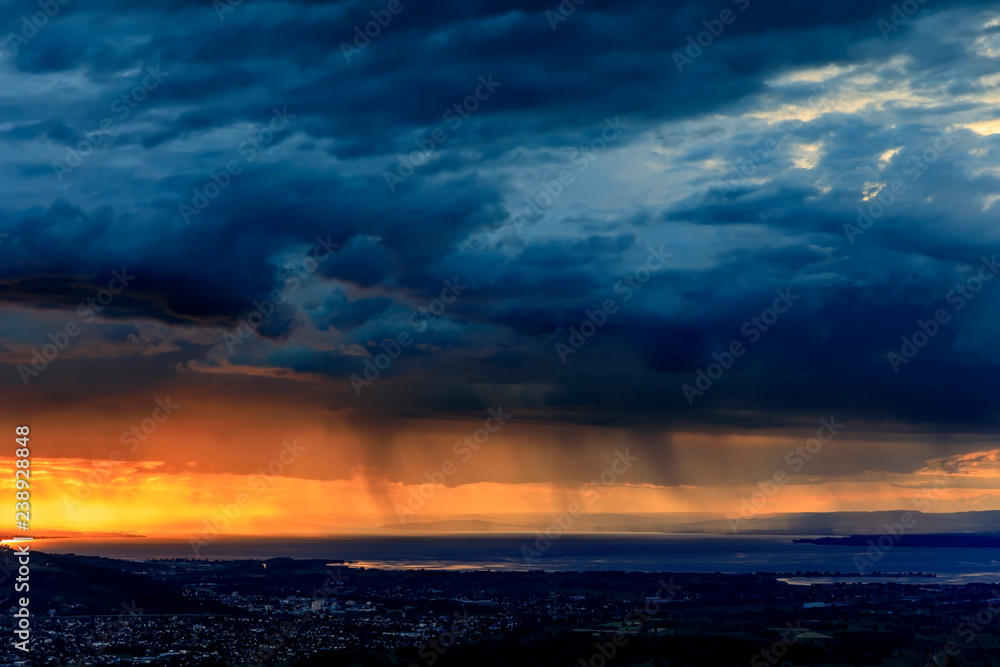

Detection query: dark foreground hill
(0, 546), (240, 616)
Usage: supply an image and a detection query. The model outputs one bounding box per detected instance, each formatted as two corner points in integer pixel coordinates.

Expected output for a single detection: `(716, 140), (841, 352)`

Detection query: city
(1, 548), (997, 666)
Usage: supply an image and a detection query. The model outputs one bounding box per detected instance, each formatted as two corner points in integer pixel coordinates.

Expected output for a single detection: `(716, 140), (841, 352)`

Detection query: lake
(31, 533), (1000, 584)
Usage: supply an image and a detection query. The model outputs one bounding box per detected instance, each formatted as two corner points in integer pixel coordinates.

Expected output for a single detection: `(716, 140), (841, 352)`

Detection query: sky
(2, 0), (1000, 536)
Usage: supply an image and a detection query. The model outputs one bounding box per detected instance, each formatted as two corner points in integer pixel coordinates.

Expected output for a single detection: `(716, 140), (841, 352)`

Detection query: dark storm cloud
(1, 0), (1000, 447)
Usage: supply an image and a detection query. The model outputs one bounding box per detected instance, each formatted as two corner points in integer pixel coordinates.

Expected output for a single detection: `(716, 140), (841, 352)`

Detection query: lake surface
(31, 533), (1000, 584)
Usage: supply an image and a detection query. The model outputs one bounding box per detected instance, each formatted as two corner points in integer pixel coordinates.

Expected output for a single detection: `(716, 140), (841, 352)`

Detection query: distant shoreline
(795, 534), (1000, 548)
